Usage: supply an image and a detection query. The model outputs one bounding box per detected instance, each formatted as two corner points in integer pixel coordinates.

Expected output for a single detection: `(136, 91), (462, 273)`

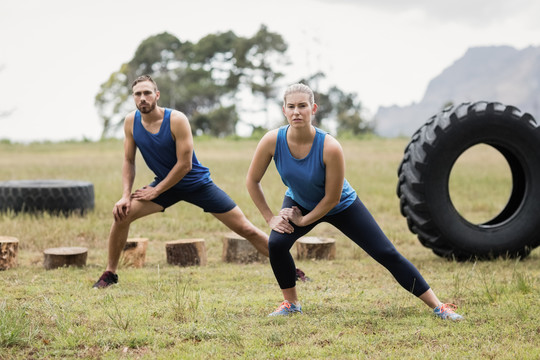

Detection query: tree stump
(296, 237), (336, 260)
(222, 232), (265, 264)
(165, 239), (207, 267)
(43, 246), (88, 270)
(120, 237), (148, 268)
(0, 236), (19, 270)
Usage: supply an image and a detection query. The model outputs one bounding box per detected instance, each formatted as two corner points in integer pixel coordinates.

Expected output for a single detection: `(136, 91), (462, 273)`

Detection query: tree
(95, 33), (186, 139)
(94, 66), (131, 138)
(192, 105), (239, 137)
(241, 25), (289, 127)
(95, 26), (288, 139)
(329, 86), (372, 136)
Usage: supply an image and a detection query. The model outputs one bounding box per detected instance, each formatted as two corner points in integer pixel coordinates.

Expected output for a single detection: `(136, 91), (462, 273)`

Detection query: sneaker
(433, 303), (463, 321)
(92, 271), (118, 289)
(295, 268), (310, 282)
(268, 300), (303, 316)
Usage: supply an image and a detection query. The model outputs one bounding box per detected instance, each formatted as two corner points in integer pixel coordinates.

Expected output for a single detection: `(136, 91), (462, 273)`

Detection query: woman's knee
(268, 235), (294, 255)
(268, 237), (280, 253)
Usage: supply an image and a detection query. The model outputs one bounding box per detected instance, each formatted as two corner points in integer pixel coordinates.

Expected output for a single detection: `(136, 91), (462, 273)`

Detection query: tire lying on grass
(397, 101), (540, 260)
(0, 180), (94, 216)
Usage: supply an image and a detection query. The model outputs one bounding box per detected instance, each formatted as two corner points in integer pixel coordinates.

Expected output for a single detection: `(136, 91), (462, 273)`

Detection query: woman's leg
(327, 197), (431, 298)
(269, 197), (317, 302)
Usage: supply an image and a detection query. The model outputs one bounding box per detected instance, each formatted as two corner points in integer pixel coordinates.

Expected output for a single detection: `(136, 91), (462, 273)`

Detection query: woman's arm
(246, 130), (294, 234)
(281, 135), (345, 227)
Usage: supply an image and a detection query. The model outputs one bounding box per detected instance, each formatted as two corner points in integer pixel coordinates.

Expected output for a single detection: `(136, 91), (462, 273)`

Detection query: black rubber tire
(0, 180), (94, 216)
(397, 101), (540, 260)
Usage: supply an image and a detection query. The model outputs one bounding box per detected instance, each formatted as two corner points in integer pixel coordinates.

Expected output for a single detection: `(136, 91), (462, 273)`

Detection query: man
(92, 75), (272, 288)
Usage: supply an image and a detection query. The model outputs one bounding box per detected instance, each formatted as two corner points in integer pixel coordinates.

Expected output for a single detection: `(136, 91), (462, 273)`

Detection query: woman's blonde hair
(283, 83), (314, 106)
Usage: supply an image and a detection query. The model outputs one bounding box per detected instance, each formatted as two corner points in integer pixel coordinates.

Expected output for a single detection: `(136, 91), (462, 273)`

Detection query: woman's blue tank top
(274, 125), (356, 215)
(133, 108), (212, 191)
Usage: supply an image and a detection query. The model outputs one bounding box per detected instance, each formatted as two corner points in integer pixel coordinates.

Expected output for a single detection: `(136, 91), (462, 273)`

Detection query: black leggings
(268, 196), (430, 297)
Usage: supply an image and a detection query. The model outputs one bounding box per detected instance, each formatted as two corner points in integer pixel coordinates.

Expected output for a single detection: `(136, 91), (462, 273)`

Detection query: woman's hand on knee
(279, 206), (304, 227)
(268, 215), (294, 234)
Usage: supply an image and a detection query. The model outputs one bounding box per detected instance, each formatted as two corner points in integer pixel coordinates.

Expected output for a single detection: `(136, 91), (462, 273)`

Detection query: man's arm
(113, 113), (137, 221)
(132, 110), (193, 200)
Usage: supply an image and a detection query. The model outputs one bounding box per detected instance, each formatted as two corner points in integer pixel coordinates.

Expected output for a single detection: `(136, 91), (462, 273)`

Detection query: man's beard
(137, 102), (156, 114)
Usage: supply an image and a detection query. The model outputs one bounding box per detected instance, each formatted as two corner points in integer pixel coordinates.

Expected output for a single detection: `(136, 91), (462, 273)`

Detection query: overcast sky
(1, 0), (539, 142)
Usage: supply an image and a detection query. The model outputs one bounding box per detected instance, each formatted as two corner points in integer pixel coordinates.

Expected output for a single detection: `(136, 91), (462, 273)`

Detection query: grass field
(0, 137), (539, 359)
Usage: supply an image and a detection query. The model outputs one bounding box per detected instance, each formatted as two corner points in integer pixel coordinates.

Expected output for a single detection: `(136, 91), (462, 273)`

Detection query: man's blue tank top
(133, 108), (212, 191)
(274, 125), (356, 215)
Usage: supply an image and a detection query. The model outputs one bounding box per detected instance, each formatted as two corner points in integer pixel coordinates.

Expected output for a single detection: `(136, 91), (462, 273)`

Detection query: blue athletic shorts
(149, 181), (237, 213)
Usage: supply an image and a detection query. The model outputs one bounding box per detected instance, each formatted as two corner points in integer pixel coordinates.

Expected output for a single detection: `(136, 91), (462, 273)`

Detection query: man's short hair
(131, 75), (158, 92)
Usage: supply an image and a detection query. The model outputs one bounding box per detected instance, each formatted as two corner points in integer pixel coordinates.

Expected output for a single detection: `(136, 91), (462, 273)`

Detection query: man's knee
(114, 200), (162, 224)
(113, 216), (132, 226)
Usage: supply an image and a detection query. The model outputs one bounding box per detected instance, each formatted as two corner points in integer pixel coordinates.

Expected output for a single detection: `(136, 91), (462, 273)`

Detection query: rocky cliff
(375, 45), (540, 137)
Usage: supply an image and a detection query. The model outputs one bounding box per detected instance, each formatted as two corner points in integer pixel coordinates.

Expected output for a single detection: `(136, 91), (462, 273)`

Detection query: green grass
(0, 138), (539, 359)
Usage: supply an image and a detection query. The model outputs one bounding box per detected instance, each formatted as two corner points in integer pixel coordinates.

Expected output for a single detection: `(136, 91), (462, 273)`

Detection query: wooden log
(43, 246), (88, 270)
(120, 237), (148, 268)
(0, 236), (19, 270)
(222, 232), (265, 264)
(165, 239), (207, 267)
(296, 236), (336, 260)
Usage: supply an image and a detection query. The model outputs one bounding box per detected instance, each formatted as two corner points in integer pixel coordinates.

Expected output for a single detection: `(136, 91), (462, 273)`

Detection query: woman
(246, 83), (463, 320)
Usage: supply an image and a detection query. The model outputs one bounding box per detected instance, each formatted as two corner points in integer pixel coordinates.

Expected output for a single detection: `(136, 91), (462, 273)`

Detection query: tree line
(95, 25), (372, 139)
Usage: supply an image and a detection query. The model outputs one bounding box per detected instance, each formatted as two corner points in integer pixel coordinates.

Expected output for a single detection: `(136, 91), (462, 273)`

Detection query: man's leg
(105, 199), (163, 273)
(212, 206), (269, 257)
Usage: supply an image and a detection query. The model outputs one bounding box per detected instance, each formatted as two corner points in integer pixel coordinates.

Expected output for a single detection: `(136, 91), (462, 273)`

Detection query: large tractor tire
(397, 102), (540, 260)
(0, 180), (94, 216)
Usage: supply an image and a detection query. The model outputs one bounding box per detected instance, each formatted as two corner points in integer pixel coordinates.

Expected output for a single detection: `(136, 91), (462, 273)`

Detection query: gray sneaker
(433, 303), (463, 321)
(268, 300), (303, 316)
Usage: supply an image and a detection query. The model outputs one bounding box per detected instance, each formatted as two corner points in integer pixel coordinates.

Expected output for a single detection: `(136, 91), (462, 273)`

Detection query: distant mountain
(374, 45), (540, 137)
